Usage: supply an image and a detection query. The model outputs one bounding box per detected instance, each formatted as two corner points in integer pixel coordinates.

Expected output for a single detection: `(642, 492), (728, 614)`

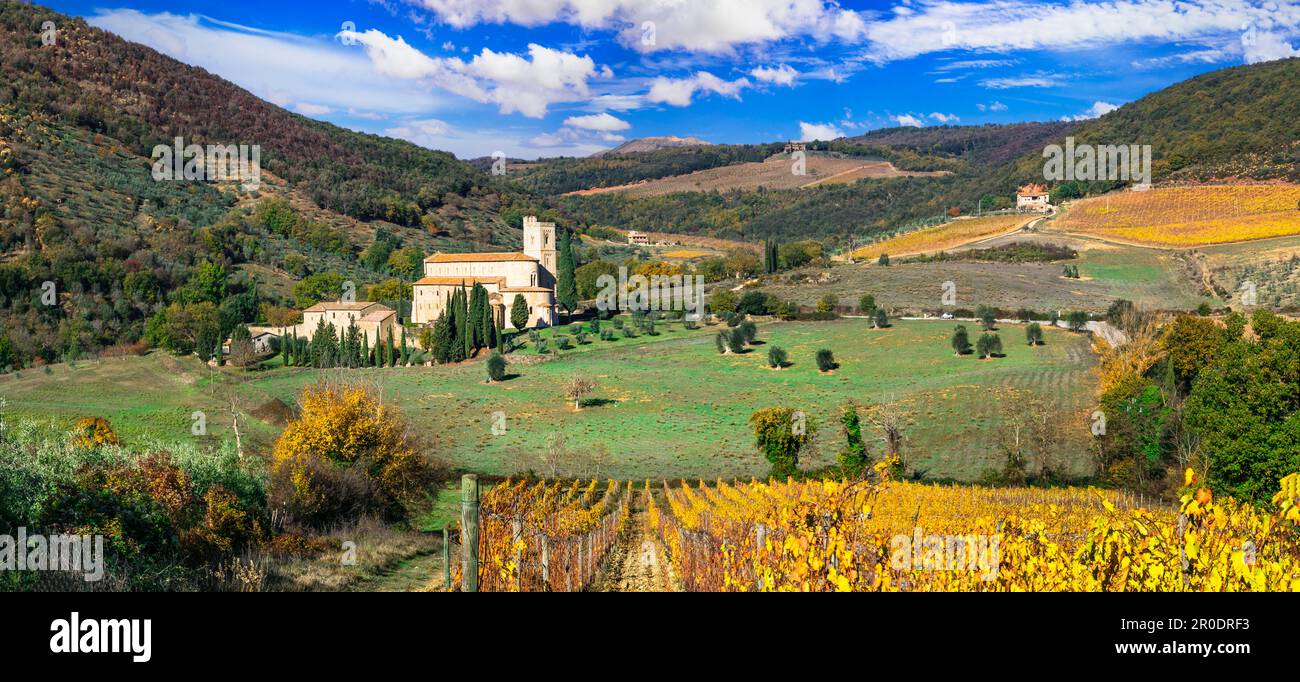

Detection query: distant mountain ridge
(592, 136), (710, 157)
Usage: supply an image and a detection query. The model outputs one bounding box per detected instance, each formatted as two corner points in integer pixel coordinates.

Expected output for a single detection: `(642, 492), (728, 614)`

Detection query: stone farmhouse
(271, 301), (399, 346)
(1017, 183), (1051, 212)
(411, 216), (558, 330)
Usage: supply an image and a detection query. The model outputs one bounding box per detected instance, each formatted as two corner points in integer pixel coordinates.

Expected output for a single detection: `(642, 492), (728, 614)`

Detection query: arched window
(531, 273), (537, 287)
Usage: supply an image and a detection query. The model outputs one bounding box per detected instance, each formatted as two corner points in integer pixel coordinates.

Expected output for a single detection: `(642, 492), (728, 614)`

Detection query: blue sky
(45, 0), (1300, 159)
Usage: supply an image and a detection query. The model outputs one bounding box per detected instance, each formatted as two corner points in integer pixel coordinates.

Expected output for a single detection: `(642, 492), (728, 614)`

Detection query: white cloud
(863, 0), (1300, 63)
(976, 101), (1008, 112)
(934, 58), (1017, 71)
(928, 112), (959, 123)
(1061, 101), (1122, 121)
(892, 114), (924, 128)
(342, 29), (607, 117)
(88, 10), (448, 117)
(646, 72), (751, 106)
(798, 121), (845, 141)
(980, 73), (1062, 89)
(1131, 47), (1228, 69)
(1243, 30), (1300, 63)
(405, 0), (869, 53)
(385, 118), (453, 147)
(587, 94), (644, 111)
(294, 102), (333, 116)
(751, 64), (798, 86)
(562, 112), (630, 132)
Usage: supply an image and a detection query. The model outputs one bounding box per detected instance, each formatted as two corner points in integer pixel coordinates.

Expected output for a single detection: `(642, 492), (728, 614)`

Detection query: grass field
(1053, 184), (1300, 247)
(564, 154), (945, 197)
(0, 318), (1099, 482)
(849, 214), (1036, 260)
(768, 232), (1211, 314)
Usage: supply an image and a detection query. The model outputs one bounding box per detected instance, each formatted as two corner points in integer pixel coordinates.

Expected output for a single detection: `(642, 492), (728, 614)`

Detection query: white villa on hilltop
(1017, 183), (1051, 212)
(410, 216), (558, 330)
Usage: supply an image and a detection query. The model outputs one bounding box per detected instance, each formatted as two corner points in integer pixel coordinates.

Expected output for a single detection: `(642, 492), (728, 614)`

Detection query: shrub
(976, 333), (1003, 359)
(768, 346), (788, 368)
(611, 317), (624, 329)
(816, 349), (836, 372)
(73, 417), (120, 449)
(951, 325), (972, 355)
(858, 294), (876, 314)
(622, 326), (638, 338)
(574, 331), (589, 345)
(486, 352), (507, 382)
(715, 331), (727, 354)
(872, 308), (890, 329)
(738, 320), (758, 345)
(749, 407), (815, 478)
(270, 382), (436, 528)
(555, 336), (573, 349)
(600, 329), (615, 341)
(1026, 322), (1044, 346)
(816, 293), (838, 313)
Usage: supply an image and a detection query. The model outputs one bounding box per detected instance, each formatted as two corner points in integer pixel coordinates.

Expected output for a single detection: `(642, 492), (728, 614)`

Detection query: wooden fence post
(512, 516), (523, 592)
(460, 474), (480, 592)
(442, 526), (450, 589)
(541, 535), (550, 590)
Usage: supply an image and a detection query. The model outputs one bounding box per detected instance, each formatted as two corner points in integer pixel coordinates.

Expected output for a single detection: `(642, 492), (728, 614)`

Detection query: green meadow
(2, 318), (1098, 482)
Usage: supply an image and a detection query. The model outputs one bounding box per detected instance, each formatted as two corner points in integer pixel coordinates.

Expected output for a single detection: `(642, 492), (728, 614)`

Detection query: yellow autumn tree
(271, 382), (434, 526)
(73, 416), (120, 448)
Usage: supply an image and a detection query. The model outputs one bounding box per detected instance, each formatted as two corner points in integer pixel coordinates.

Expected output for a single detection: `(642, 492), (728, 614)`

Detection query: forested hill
(0, 2), (490, 226)
(0, 2), (547, 368)
(1013, 56), (1300, 183)
(544, 58), (1300, 245)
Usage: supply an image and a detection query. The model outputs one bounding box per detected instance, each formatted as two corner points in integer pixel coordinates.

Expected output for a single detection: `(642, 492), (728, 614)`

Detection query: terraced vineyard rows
(849, 214), (1035, 260)
(647, 471), (1300, 591)
(455, 479), (630, 592)
(1053, 184), (1300, 247)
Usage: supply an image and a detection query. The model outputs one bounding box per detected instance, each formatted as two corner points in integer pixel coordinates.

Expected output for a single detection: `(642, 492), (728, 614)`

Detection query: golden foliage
(651, 473), (1300, 591)
(73, 416), (120, 449)
(271, 382), (432, 522)
(1055, 184), (1300, 246)
(850, 214), (1034, 260)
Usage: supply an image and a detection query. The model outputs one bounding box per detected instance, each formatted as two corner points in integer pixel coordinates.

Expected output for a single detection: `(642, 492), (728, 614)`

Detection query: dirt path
(592, 505), (679, 592)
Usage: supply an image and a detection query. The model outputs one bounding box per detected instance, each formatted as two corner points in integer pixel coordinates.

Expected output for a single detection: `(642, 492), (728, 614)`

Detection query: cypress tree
(361, 334), (370, 368)
(459, 286), (472, 360)
(432, 309), (452, 363)
(557, 229), (578, 317)
(400, 328), (408, 366)
(387, 327), (397, 367)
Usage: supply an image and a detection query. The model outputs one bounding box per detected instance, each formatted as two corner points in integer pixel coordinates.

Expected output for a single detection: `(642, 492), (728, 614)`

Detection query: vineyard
(454, 478), (631, 592)
(1053, 184), (1300, 247)
(849, 214), (1035, 260)
(457, 468), (1300, 591)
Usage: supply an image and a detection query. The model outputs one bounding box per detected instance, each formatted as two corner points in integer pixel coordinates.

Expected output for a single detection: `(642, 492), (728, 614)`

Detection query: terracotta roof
(360, 310), (394, 323)
(413, 276), (506, 286)
(500, 286), (553, 293)
(303, 301), (389, 313)
(424, 252), (537, 263)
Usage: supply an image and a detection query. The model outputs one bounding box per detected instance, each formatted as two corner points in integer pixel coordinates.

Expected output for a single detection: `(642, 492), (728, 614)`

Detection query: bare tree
(563, 374), (597, 410)
(539, 432), (567, 478)
(866, 400), (909, 474)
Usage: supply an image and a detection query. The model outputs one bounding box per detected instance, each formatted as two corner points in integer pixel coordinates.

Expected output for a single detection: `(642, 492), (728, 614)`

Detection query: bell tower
(522, 215), (557, 282)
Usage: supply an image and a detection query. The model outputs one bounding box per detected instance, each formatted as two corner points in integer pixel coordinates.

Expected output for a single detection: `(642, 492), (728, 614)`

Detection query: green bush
(486, 352), (507, 381)
(815, 349), (836, 371)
